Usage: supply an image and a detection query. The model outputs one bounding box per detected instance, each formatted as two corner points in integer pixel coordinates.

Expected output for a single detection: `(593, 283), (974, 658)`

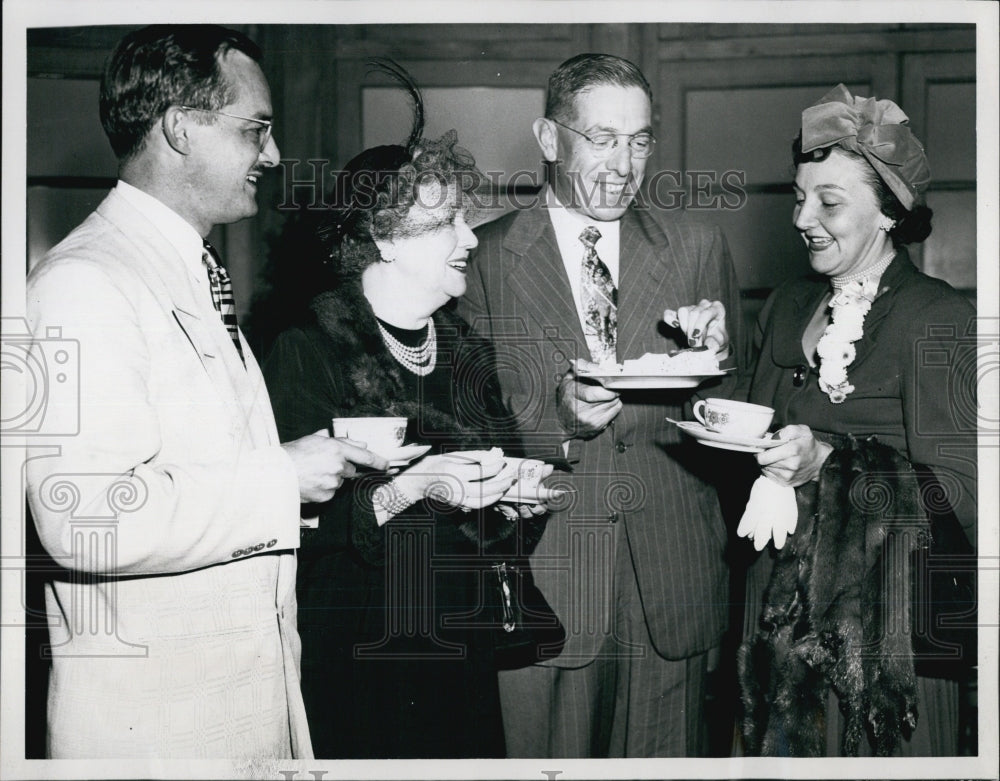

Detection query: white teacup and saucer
(672, 399), (784, 453)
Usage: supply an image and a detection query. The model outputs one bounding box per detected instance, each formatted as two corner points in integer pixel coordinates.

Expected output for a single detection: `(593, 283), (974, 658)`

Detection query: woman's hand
(493, 502), (550, 521)
(663, 299), (729, 358)
(393, 452), (516, 511)
(499, 461), (556, 517)
(755, 424), (833, 487)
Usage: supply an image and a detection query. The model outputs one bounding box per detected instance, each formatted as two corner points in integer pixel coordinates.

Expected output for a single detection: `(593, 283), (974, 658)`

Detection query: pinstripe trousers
(498, 520), (713, 757)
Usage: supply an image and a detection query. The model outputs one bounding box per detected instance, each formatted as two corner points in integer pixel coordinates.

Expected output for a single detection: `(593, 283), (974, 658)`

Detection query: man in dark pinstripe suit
(457, 53), (747, 757)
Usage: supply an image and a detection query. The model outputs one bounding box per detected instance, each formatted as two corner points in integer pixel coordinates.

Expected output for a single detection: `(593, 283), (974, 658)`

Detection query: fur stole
(309, 280), (544, 558)
(738, 436), (929, 756)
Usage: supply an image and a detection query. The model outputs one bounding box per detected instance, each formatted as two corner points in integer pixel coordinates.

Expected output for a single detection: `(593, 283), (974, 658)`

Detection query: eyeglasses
(179, 106), (274, 152)
(549, 118), (656, 159)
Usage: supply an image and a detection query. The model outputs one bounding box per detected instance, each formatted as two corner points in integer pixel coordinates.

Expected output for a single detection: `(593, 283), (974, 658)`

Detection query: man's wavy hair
(100, 24), (261, 161)
(545, 53), (652, 124)
(321, 60), (481, 278)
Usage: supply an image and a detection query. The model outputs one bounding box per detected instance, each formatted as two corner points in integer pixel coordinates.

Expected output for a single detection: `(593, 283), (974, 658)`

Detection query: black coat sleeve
(263, 327), (385, 560)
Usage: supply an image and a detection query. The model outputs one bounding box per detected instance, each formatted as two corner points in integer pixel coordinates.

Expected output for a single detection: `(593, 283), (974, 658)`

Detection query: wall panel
(23, 23), (978, 325)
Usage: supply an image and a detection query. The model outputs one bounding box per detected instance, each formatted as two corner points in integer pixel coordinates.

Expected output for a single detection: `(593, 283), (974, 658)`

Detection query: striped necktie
(202, 240), (246, 366)
(579, 225), (617, 365)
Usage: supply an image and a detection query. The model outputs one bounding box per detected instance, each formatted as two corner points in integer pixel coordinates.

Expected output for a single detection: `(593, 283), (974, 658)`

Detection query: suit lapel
(766, 252), (911, 371)
(770, 279), (830, 367)
(849, 250), (909, 371)
(501, 206), (591, 359)
(97, 191), (273, 444)
(616, 208), (678, 359)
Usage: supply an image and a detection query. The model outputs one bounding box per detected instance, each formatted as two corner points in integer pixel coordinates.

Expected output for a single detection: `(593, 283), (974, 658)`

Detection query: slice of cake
(620, 349), (720, 376)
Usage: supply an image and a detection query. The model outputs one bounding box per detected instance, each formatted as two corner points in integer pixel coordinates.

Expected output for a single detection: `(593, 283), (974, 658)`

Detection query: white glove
(737, 475), (798, 550)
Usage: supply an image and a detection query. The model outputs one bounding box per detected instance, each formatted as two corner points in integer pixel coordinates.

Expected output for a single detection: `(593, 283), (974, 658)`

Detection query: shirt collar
(544, 186), (620, 287)
(545, 186), (620, 251)
(115, 180), (207, 282)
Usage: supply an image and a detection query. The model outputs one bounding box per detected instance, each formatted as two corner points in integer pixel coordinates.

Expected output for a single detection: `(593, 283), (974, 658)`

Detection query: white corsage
(815, 277), (879, 403)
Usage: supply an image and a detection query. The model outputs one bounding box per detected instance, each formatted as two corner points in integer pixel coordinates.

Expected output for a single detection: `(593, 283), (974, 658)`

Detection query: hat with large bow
(801, 84), (930, 210)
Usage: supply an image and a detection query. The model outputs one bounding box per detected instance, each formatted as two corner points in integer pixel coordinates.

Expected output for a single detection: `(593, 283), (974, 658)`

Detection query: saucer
(499, 487), (573, 505)
(579, 370), (727, 390)
(673, 421), (784, 453)
(440, 448), (505, 465)
(382, 444), (432, 467)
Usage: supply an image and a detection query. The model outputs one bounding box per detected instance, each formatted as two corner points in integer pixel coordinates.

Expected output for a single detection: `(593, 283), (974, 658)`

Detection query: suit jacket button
(231, 549), (244, 558)
(607, 512), (619, 524)
(615, 441), (628, 453)
(266, 539), (278, 548)
(253, 543), (265, 552)
(793, 364), (808, 387)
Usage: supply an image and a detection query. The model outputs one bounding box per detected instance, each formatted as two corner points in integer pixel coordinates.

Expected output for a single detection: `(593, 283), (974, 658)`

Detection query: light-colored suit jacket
(25, 188), (311, 759)
(458, 201), (747, 665)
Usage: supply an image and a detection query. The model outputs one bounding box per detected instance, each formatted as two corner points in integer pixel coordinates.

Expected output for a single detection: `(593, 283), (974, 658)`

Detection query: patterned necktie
(579, 225), (617, 365)
(202, 240), (246, 366)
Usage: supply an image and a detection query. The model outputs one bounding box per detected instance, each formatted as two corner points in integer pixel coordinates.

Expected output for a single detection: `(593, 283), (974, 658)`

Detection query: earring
(879, 217), (897, 232)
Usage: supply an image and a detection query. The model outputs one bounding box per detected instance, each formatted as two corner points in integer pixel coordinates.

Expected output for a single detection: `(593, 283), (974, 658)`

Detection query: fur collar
(310, 279), (497, 447)
(309, 279), (540, 554)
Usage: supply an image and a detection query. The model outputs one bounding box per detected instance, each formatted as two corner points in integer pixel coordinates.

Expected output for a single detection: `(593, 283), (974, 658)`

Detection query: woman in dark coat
(737, 84), (977, 757)
(263, 69), (556, 758)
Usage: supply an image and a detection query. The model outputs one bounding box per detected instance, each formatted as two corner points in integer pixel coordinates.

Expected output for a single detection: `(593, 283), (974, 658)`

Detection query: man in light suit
(25, 25), (386, 759)
(457, 53), (746, 757)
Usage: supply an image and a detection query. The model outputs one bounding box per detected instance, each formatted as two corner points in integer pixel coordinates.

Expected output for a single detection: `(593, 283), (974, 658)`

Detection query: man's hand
(283, 430), (390, 503)
(556, 360), (623, 439)
(663, 299), (729, 358)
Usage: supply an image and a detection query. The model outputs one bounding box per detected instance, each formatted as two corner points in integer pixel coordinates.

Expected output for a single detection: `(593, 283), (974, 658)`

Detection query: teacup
(331, 416), (407, 455)
(692, 399), (774, 439)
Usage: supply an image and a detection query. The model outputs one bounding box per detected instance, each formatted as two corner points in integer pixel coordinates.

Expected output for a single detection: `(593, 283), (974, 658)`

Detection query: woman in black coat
(263, 70), (558, 758)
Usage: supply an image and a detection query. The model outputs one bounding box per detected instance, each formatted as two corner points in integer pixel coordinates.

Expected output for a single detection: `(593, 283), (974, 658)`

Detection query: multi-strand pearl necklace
(816, 250), (895, 403)
(377, 318), (437, 376)
(831, 249), (895, 289)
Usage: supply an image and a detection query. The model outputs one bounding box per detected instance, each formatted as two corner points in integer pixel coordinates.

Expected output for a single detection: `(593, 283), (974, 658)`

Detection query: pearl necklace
(377, 318), (437, 376)
(832, 250), (895, 289)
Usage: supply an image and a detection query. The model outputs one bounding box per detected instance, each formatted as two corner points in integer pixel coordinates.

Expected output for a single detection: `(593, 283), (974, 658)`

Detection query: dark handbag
(489, 561), (565, 670)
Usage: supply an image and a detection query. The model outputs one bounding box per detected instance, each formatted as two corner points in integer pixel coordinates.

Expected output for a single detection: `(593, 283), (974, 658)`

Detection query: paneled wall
(26, 22), (977, 334)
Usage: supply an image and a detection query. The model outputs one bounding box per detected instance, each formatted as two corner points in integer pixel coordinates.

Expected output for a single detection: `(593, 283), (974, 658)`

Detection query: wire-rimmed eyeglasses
(179, 105), (274, 152)
(549, 118), (656, 159)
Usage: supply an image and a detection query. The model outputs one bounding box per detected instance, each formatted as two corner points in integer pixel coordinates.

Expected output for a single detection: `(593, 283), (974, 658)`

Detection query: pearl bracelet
(373, 481), (415, 518)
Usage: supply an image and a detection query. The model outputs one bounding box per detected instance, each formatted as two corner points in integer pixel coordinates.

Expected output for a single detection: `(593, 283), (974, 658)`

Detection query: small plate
(673, 421), (784, 453)
(382, 443), (432, 467)
(499, 487), (573, 505)
(579, 371), (727, 390)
